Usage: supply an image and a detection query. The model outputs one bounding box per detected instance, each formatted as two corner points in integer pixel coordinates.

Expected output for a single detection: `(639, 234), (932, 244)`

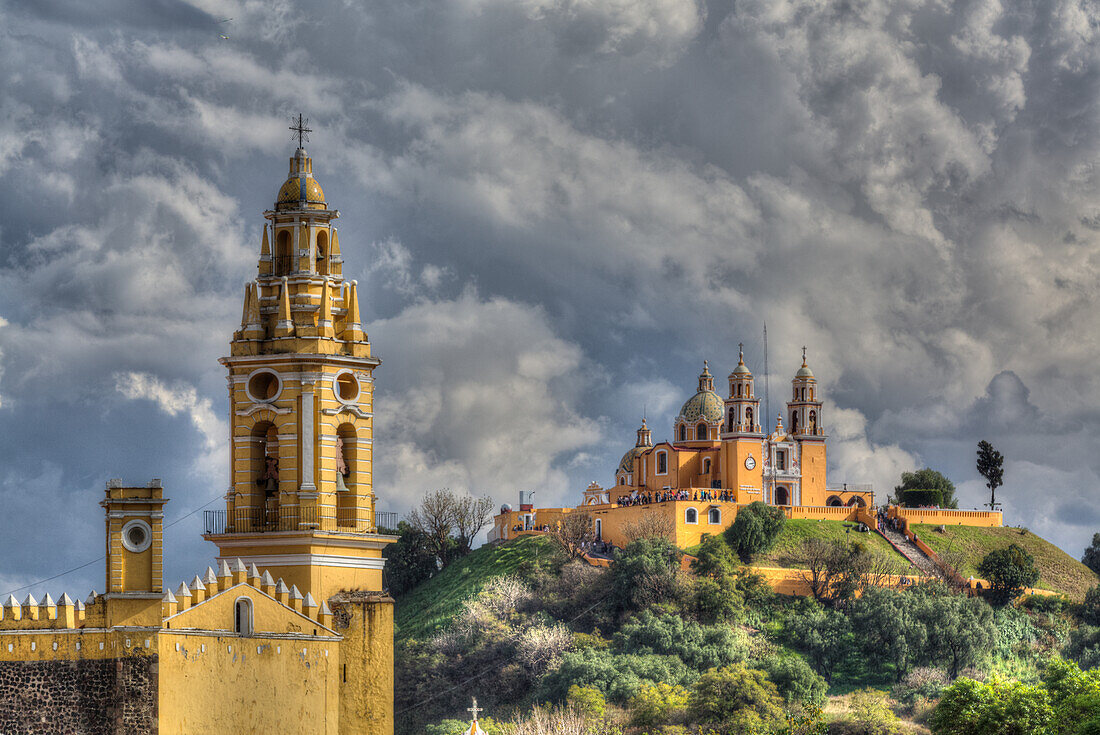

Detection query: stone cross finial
(802, 346), (807, 362)
(468, 697), (483, 723)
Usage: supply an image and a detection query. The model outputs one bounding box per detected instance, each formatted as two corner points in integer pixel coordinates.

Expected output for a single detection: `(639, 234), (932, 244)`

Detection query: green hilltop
(913, 523), (1098, 600)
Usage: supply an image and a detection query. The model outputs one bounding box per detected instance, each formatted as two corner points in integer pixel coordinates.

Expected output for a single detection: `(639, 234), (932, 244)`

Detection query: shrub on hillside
(629, 682), (689, 728)
(1083, 586), (1100, 626)
(759, 654), (827, 707)
(614, 610), (747, 670)
(724, 501), (786, 563)
(539, 647), (692, 703)
(978, 544), (1040, 605)
(609, 537), (684, 614)
(565, 684), (606, 721)
(691, 534), (739, 579)
(687, 664), (786, 731)
(931, 677), (1054, 735)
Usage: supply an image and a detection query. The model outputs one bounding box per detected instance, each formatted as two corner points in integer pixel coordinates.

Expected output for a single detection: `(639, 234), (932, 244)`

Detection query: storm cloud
(0, 0), (1098, 596)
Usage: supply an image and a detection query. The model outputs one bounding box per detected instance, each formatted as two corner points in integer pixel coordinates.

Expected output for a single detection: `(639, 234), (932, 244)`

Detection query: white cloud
(114, 372), (228, 483)
(369, 289), (602, 512)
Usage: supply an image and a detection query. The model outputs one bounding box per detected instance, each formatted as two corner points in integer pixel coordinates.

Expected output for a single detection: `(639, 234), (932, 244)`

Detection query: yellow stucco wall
(334, 594), (394, 735)
(158, 631), (340, 735)
(890, 506), (1002, 527)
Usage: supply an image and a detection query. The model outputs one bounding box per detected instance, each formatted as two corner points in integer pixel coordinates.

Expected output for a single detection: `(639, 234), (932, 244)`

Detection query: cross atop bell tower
(289, 113), (312, 149)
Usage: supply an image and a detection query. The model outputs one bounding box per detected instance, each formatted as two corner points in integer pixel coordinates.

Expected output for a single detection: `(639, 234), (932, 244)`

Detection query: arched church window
(708, 508), (721, 525)
(791, 413), (799, 435)
(727, 409), (735, 432)
(737, 384), (743, 397)
(809, 411), (817, 433)
(657, 451), (668, 474)
(745, 408), (753, 430)
(696, 423), (707, 441)
(685, 508), (698, 524)
(703, 458), (711, 475)
(678, 425), (686, 442)
(234, 598), (253, 636)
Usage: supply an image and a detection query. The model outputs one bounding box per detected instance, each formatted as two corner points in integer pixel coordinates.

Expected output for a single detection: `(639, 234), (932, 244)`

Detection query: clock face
(745, 455), (756, 470)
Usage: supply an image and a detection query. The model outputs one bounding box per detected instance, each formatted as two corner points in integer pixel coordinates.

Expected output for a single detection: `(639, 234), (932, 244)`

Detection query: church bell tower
(205, 137), (393, 601)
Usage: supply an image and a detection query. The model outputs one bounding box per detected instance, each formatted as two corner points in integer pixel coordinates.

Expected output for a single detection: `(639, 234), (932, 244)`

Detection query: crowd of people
(614, 488), (735, 506)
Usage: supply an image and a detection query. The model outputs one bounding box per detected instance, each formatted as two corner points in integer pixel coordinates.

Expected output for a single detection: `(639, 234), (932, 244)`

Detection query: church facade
(0, 147), (395, 734)
(491, 350), (876, 550)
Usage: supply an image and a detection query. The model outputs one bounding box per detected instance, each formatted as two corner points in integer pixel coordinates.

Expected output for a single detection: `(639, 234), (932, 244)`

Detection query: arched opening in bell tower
(275, 230), (292, 276)
(337, 423), (358, 527)
(251, 422), (280, 530)
(317, 229), (330, 275)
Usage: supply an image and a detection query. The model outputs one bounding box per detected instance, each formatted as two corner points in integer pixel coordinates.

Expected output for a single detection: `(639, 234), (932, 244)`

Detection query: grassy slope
(754, 519), (910, 569)
(395, 535), (562, 642)
(913, 523), (1098, 599)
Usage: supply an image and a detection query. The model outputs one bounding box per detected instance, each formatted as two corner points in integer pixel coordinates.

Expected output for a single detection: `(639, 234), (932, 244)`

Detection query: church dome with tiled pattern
(677, 361), (724, 424)
(275, 148), (327, 211)
(677, 390), (724, 423)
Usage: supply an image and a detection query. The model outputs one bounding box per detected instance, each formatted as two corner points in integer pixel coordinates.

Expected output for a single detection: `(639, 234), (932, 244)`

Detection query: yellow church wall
(0, 629), (157, 663)
(333, 593), (395, 735)
(157, 631), (340, 735)
(797, 442), (828, 506)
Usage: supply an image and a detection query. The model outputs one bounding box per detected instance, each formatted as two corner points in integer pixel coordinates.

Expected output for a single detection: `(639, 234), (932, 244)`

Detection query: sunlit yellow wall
(335, 594), (394, 735)
(158, 632), (340, 735)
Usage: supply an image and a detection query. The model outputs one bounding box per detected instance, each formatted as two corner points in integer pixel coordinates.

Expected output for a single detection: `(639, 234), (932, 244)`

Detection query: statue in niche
(336, 436), (351, 491)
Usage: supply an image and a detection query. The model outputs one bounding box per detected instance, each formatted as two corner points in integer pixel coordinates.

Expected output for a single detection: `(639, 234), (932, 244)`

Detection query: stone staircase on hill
(878, 523), (947, 580)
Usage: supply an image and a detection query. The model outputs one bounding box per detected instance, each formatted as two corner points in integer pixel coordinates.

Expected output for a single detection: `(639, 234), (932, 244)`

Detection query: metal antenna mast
(763, 321), (770, 437)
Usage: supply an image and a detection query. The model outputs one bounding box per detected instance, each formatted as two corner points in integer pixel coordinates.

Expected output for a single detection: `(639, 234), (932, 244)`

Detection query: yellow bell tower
(205, 142), (394, 602)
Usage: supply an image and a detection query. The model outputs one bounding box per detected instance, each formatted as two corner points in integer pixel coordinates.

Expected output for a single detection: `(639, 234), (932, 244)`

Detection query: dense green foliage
(894, 468), (957, 508)
(979, 543), (1041, 604)
(1083, 534), (1100, 577)
(397, 526), (1100, 735)
(382, 521), (439, 596)
(687, 665), (786, 731)
(609, 537), (683, 613)
(725, 501), (787, 562)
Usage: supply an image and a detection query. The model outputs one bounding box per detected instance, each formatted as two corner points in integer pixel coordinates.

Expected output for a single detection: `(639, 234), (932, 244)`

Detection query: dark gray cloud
(0, 0), (1098, 597)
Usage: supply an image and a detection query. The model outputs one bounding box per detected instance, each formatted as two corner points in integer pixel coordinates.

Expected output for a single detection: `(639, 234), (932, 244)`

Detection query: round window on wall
(247, 370), (281, 403)
(335, 371), (359, 403)
(121, 520), (152, 553)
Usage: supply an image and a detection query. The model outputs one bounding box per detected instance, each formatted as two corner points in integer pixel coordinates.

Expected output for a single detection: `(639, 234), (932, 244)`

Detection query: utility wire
(0, 491), (224, 599)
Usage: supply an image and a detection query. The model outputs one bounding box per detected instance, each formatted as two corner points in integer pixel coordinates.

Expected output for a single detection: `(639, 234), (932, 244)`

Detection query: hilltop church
(492, 348), (878, 550)
(0, 145), (396, 733)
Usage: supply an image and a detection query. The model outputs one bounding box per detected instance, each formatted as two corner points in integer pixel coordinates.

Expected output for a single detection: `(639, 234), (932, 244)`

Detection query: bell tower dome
(207, 136), (393, 602)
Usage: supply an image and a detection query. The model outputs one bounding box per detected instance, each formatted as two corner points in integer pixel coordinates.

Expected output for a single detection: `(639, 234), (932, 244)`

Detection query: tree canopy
(724, 501), (786, 562)
(978, 543), (1040, 604)
(976, 440), (1005, 511)
(894, 468), (957, 509)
